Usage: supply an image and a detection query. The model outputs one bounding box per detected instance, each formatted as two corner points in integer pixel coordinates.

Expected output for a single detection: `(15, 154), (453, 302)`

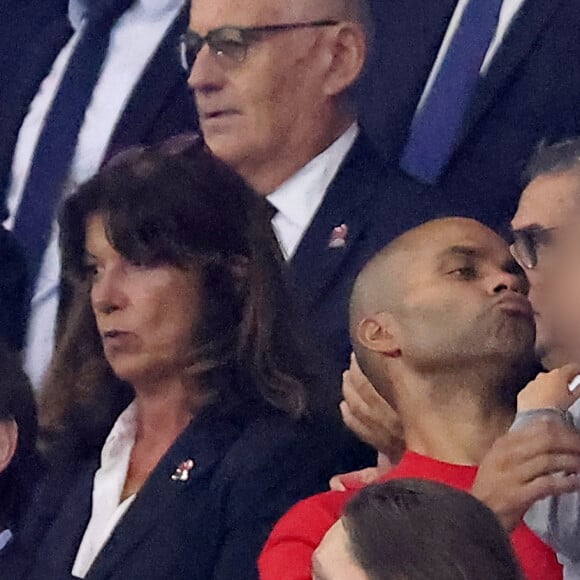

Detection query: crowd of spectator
(1, 0), (580, 578)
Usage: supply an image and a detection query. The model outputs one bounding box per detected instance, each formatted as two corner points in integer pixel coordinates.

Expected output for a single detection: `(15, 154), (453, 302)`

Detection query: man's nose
(491, 268), (529, 295)
(188, 44), (224, 94)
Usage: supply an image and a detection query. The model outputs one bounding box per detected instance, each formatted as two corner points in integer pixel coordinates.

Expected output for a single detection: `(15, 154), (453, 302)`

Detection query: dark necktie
(12, 0), (135, 286)
(264, 199), (279, 221)
(400, 0), (504, 184)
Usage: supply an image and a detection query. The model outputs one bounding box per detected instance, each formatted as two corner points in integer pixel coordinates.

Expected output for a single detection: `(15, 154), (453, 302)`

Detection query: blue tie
(400, 0), (504, 184)
(12, 0), (134, 286)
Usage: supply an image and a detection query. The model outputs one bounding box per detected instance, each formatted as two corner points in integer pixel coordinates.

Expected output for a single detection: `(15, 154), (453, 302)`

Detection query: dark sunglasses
(179, 20), (339, 71)
(510, 226), (559, 270)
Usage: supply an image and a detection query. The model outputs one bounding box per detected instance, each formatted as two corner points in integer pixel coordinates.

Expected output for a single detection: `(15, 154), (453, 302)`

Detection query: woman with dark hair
(14, 135), (352, 580)
(313, 478), (523, 580)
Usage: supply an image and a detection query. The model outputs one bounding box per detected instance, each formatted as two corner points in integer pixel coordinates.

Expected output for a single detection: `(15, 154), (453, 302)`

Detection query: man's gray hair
(524, 137), (580, 185)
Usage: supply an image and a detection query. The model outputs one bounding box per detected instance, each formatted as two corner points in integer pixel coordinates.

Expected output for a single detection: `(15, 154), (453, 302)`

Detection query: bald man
(259, 217), (561, 580)
(183, 0), (441, 410)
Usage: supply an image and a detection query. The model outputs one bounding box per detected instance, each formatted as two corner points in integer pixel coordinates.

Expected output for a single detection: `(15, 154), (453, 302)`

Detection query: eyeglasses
(180, 20), (340, 71)
(509, 226), (559, 270)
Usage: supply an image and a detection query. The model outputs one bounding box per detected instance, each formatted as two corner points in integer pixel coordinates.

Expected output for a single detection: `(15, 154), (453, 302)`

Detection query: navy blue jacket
(11, 410), (357, 579)
(288, 132), (447, 408)
(0, 226), (27, 350)
(355, 0), (580, 230)
(0, 0), (198, 218)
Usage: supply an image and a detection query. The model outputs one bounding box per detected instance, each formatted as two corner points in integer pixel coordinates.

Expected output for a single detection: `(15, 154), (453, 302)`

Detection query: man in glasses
(185, 0), (441, 412)
(470, 138), (580, 577)
(510, 138), (580, 371)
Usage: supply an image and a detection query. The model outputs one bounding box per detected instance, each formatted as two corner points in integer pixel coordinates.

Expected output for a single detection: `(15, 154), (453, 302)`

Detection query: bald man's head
(350, 218), (534, 404)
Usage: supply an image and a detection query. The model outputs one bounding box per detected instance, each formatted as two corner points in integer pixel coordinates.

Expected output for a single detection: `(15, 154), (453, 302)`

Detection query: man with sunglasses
(184, 0), (441, 412)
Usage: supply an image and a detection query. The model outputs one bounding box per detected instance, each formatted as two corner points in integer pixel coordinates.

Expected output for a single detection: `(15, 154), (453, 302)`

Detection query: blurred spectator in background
(470, 137), (580, 577)
(357, 0), (580, 230)
(0, 344), (38, 571)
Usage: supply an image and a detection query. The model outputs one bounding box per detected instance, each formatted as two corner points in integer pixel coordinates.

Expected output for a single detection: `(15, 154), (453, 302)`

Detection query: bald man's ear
(356, 312), (401, 357)
(0, 419), (18, 474)
(321, 22), (367, 97)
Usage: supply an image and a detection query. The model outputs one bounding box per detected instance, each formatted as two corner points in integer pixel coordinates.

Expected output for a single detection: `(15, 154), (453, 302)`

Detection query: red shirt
(259, 451), (562, 580)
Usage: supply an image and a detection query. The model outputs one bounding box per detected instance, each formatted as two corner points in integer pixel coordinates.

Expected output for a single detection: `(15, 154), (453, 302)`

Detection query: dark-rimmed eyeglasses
(179, 20), (340, 71)
(510, 226), (559, 270)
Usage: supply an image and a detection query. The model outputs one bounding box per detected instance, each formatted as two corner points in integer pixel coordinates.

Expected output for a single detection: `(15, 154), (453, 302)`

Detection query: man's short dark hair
(524, 137), (580, 185)
(0, 344), (37, 526)
(342, 478), (522, 580)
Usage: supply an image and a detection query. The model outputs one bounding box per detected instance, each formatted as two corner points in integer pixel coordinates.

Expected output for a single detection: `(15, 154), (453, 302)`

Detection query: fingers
(341, 368), (399, 426)
(473, 415), (580, 530)
(329, 474), (347, 491)
(502, 416), (580, 463)
(519, 364), (580, 411)
(522, 472), (580, 504)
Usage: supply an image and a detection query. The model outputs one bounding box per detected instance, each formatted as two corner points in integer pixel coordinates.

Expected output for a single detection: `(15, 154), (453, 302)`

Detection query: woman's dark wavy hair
(40, 135), (312, 459)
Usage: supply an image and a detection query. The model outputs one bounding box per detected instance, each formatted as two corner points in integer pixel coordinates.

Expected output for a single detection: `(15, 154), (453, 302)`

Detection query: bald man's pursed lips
(493, 292), (534, 318)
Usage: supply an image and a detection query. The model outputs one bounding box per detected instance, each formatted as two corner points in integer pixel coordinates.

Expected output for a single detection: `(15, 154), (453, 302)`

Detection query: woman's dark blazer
(13, 409), (355, 579)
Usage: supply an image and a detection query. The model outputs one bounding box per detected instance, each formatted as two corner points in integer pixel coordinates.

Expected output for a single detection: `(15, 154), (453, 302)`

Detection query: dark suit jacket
(289, 132), (447, 408)
(0, 227), (27, 350)
(0, 1), (198, 218)
(355, 0), (580, 230)
(11, 409), (357, 580)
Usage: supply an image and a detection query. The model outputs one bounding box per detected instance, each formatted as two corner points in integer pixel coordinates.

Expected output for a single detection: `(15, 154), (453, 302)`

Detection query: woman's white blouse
(71, 402), (138, 578)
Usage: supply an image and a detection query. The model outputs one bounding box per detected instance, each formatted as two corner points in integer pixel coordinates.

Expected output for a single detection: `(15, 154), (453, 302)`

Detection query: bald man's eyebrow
(511, 223), (551, 234)
(437, 245), (483, 262)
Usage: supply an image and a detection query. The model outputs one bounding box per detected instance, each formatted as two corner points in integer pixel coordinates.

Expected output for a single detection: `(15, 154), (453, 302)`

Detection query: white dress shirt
(72, 402), (138, 579)
(0, 529), (13, 553)
(416, 0), (527, 114)
(267, 123), (359, 260)
(3, 0), (185, 389)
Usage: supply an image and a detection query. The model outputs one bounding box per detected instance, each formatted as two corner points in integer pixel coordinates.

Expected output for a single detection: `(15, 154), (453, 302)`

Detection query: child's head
(313, 478), (522, 580)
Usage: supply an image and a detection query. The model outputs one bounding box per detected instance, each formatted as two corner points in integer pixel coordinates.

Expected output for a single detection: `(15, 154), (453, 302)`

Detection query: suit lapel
(289, 134), (382, 313)
(356, 0), (457, 158)
(86, 418), (241, 579)
(459, 0), (565, 145)
(105, 6), (191, 156)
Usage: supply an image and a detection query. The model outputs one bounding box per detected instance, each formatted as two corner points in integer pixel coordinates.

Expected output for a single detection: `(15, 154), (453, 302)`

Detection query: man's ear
(322, 22), (367, 97)
(355, 312), (401, 357)
(0, 419), (18, 474)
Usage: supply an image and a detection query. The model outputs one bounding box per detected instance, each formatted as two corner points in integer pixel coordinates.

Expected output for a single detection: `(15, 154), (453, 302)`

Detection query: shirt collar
(101, 400), (138, 464)
(0, 529), (13, 553)
(267, 123), (359, 231)
(68, 0), (184, 30)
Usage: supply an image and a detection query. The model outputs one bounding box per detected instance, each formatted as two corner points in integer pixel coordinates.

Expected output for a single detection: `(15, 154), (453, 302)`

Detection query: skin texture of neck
(133, 384), (193, 446)
(393, 367), (516, 466)
(238, 109), (356, 195)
